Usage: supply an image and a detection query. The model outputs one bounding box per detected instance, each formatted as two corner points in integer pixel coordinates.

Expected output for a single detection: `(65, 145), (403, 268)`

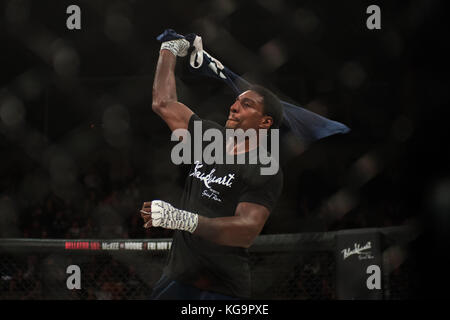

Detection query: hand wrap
(160, 39), (190, 57)
(150, 200), (198, 233)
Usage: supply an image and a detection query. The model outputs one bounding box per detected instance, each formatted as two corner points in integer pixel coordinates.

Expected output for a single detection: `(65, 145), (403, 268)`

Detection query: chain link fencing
(0, 226), (417, 300)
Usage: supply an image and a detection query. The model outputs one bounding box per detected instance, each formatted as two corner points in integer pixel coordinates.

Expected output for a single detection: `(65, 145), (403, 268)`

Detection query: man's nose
(230, 101), (239, 113)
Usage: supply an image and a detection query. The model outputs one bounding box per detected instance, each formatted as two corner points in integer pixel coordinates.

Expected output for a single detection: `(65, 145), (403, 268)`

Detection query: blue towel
(157, 29), (350, 145)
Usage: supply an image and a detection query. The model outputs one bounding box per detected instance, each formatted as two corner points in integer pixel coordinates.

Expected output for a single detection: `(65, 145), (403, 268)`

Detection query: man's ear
(260, 116), (273, 130)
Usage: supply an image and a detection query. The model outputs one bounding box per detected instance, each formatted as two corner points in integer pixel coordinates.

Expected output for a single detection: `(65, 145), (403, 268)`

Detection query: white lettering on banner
(102, 242), (119, 250)
(145, 242), (172, 251)
(156, 242), (171, 250)
(124, 242), (143, 250)
(341, 241), (374, 260)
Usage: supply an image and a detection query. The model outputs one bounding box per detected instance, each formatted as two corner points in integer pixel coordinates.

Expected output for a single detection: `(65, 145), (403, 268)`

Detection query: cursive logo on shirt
(189, 161), (235, 190)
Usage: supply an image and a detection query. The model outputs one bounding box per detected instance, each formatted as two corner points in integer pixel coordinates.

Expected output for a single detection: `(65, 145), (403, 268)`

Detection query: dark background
(0, 0), (449, 298)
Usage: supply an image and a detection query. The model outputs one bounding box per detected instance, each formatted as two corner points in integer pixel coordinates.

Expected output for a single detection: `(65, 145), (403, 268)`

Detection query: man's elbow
(241, 231), (259, 249)
(237, 219), (265, 249)
(151, 100), (165, 114)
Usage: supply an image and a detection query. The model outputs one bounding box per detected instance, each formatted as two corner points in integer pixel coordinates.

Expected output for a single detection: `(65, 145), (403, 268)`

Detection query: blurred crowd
(0, 145), (176, 240)
(0, 137), (411, 240)
(0, 160), (405, 240)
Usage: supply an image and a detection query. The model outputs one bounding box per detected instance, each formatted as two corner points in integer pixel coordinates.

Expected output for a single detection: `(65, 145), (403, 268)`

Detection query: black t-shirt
(163, 114), (283, 298)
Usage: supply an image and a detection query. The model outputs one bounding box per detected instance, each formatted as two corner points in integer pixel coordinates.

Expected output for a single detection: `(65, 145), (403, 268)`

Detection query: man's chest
(187, 161), (245, 205)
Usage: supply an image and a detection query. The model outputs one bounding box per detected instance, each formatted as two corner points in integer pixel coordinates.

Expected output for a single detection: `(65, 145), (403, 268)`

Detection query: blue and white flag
(157, 29), (350, 146)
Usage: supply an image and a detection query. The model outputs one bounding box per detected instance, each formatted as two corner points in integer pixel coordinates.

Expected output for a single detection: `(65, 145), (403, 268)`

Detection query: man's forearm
(152, 50), (178, 109)
(194, 215), (258, 248)
(146, 200), (260, 248)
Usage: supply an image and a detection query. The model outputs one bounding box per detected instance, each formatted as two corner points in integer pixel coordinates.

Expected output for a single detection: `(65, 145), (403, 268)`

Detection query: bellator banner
(64, 240), (172, 251)
(336, 230), (383, 300)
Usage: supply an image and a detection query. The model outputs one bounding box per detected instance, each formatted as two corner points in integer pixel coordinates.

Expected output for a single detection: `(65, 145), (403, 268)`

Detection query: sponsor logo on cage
(341, 241), (374, 260)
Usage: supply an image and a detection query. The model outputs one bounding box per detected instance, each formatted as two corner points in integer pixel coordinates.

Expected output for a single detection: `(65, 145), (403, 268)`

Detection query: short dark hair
(249, 84), (284, 129)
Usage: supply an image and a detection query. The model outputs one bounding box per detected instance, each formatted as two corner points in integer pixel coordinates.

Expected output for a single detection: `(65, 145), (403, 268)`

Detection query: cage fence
(0, 226), (417, 300)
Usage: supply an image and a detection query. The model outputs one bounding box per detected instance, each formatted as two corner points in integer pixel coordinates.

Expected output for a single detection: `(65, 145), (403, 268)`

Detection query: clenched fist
(140, 201), (152, 228)
(139, 200), (198, 233)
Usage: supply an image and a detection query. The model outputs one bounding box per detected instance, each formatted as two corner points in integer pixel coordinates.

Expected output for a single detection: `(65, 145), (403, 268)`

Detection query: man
(140, 35), (283, 299)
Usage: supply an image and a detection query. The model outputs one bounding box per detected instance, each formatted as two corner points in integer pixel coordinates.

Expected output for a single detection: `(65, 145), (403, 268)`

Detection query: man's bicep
(154, 100), (194, 132)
